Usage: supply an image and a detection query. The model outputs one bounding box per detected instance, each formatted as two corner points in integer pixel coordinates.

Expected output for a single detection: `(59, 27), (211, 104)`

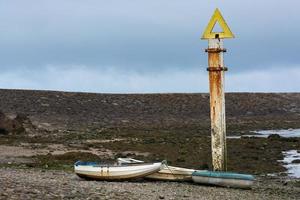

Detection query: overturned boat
(74, 160), (163, 181)
(192, 171), (255, 189)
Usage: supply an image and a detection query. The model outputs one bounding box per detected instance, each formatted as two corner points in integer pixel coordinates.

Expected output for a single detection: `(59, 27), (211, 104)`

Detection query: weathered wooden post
(202, 8), (234, 171)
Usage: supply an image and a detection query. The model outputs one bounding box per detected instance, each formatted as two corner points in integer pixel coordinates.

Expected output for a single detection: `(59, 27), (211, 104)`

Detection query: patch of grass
(293, 181), (300, 187)
(0, 163), (29, 169)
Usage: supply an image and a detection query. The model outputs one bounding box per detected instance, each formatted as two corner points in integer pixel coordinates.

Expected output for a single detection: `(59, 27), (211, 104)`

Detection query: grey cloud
(1, 64), (300, 93)
(0, 0), (299, 92)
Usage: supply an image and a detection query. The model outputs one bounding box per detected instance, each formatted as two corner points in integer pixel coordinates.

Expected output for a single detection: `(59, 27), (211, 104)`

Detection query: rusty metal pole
(206, 38), (227, 171)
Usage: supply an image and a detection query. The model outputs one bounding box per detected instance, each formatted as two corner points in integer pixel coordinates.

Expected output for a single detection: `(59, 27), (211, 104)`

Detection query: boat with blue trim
(74, 160), (164, 180)
(192, 170), (255, 188)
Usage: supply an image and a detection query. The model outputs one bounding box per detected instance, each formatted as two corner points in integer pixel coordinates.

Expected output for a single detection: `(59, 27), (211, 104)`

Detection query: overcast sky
(0, 0), (299, 93)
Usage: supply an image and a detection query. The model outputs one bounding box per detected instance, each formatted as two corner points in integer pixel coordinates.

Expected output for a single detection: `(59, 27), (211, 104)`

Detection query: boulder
(267, 134), (282, 139)
(0, 111), (29, 134)
(291, 159), (300, 164)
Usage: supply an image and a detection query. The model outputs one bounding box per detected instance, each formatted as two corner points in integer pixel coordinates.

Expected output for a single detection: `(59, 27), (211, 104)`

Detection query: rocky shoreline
(0, 89), (300, 199)
(0, 168), (299, 200)
(0, 89), (299, 131)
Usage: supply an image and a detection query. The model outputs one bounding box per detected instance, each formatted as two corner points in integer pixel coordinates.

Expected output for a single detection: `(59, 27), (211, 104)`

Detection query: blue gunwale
(74, 161), (155, 167)
(74, 161), (99, 166)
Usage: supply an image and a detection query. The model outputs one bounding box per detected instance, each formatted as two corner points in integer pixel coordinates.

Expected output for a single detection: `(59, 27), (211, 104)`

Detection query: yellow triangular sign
(202, 8), (234, 40)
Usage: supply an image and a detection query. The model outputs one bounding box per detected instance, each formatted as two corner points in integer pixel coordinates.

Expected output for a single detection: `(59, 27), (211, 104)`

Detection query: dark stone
(199, 163), (209, 170)
(0, 128), (8, 135)
(291, 159), (300, 164)
(0, 111), (27, 134)
(15, 113), (30, 123)
(144, 138), (155, 144)
(176, 158), (185, 162)
(267, 134), (281, 139)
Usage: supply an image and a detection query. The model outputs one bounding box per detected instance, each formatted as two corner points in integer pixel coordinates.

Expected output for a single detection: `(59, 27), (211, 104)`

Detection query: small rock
(291, 159), (300, 164)
(159, 195), (165, 199)
(267, 134), (281, 139)
(71, 189), (77, 194)
(1, 193), (8, 196)
(246, 111), (253, 115)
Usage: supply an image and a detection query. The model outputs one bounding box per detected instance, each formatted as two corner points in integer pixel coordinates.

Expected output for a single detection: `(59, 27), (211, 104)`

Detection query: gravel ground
(0, 168), (299, 200)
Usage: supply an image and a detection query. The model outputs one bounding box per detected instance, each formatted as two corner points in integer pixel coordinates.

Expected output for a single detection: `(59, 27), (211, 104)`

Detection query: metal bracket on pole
(207, 67), (228, 72)
(205, 48), (227, 53)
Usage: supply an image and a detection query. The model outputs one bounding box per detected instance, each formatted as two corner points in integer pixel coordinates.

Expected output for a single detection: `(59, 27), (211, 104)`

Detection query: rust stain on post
(207, 39), (227, 171)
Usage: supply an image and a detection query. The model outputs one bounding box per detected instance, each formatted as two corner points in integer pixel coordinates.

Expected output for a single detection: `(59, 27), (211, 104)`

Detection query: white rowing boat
(117, 158), (196, 181)
(74, 160), (163, 180)
(146, 165), (196, 181)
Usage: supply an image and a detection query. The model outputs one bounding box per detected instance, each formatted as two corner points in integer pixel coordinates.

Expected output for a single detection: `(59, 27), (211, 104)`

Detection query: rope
(162, 160), (175, 176)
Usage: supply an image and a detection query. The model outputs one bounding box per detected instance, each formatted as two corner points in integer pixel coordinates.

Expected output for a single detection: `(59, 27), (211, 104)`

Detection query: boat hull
(74, 162), (162, 181)
(192, 171), (255, 189)
(146, 166), (196, 181)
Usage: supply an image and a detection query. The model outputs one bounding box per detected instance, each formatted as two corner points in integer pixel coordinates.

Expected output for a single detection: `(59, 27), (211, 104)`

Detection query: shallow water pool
(227, 129), (300, 139)
(278, 150), (300, 178)
(252, 129), (300, 138)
